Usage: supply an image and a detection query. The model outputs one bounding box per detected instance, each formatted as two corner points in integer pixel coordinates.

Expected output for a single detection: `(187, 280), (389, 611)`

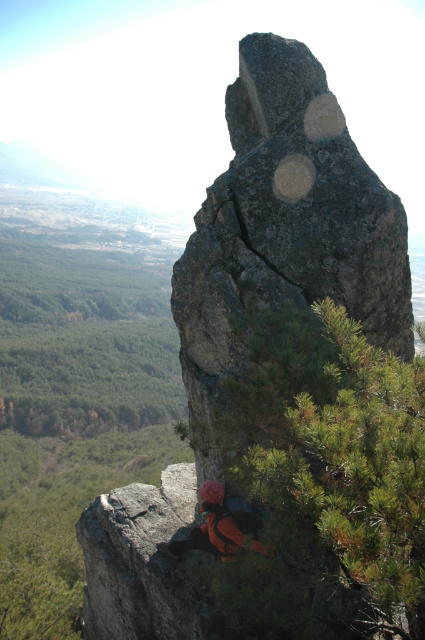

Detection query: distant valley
(410, 253), (425, 353)
(0, 182), (194, 261)
(0, 138), (195, 258)
(0, 142), (197, 640)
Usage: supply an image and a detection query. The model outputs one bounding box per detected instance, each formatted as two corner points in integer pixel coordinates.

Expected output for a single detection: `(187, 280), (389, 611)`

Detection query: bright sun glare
(0, 0), (424, 226)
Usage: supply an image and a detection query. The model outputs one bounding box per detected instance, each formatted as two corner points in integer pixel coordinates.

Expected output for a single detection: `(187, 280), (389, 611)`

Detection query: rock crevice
(227, 176), (314, 305)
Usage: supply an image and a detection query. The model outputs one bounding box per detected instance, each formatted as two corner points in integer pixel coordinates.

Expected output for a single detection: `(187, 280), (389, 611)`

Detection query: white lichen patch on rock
(303, 93), (346, 141)
(273, 154), (316, 202)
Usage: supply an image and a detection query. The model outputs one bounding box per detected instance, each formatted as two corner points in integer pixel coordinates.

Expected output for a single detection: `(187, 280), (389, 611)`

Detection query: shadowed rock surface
(171, 32), (414, 483)
(76, 463), (216, 640)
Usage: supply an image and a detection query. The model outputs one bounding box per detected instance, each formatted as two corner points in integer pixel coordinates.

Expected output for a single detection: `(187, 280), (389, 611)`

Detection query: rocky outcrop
(76, 463), (215, 640)
(171, 32), (414, 482)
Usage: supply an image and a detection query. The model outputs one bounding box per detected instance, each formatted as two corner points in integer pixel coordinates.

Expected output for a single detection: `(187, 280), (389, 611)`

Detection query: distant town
(0, 183), (195, 264)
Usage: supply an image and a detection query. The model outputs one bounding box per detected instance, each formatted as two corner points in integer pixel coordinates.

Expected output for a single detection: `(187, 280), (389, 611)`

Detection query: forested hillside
(0, 237), (187, 435)
(0, 232), (193, 638)
(0, 235), (170, 323)
(0, 426), (193, 639)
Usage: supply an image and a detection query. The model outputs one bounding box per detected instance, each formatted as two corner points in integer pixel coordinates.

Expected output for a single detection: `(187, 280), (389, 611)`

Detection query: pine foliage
(0, 424), (194, 638)
(206, 298), (425, 639)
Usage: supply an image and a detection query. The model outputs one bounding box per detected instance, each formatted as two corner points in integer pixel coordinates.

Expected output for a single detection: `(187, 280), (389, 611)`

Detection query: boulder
(76, 463), (215, 640)
(171, 32), (414, 482)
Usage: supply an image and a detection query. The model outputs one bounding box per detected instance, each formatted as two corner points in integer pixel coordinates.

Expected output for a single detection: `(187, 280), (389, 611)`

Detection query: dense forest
(0, 234), (171, 323)
(0, 426), (193, 639)
(0, 237), (187, 435)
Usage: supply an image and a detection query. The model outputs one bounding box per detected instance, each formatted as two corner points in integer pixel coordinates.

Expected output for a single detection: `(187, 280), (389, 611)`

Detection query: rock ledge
(76, 463), (214, 640)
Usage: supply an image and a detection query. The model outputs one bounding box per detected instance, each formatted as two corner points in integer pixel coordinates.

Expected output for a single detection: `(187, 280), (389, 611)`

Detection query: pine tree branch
(352, 615), (412, 640)
(0, 604), (10, 638)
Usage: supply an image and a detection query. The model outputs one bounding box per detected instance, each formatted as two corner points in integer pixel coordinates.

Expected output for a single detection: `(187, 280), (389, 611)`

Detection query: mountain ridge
(0, 138), (103, 190)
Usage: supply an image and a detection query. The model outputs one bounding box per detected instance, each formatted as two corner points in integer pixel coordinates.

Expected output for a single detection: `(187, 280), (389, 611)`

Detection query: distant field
(409, 253), (425, 353)
(0, 184), (195, 253)
(411, 253), (425, 321)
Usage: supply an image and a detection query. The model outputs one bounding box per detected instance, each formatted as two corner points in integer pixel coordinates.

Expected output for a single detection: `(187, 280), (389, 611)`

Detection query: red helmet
(199, 480), (225, 506)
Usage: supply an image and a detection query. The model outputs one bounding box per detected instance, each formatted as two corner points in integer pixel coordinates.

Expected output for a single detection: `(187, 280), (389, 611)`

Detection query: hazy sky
(0, 0), (424, 232)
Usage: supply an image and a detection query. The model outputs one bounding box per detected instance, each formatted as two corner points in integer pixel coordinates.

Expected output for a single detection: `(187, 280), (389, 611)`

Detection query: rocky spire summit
(172, 32), (414, 481)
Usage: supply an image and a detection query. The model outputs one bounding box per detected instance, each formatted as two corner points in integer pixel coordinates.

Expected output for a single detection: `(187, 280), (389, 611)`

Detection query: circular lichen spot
(273, 154), (316, 202)
(304, 94), (346, 141)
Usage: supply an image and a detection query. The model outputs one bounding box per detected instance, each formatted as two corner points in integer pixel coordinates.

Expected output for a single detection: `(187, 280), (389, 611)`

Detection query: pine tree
(199, 298), (425, 639)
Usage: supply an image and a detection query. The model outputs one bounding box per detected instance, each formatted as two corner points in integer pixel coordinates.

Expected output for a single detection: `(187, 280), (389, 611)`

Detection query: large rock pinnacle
(172, 33), (414, 483)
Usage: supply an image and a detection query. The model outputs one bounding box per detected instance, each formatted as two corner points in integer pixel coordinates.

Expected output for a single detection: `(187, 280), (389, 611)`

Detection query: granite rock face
(171, 32), (414, 482)
(76, 463), (215, 640)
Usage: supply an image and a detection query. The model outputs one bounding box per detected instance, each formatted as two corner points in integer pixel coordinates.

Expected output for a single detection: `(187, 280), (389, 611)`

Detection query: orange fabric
(200, 512), (269, 562)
